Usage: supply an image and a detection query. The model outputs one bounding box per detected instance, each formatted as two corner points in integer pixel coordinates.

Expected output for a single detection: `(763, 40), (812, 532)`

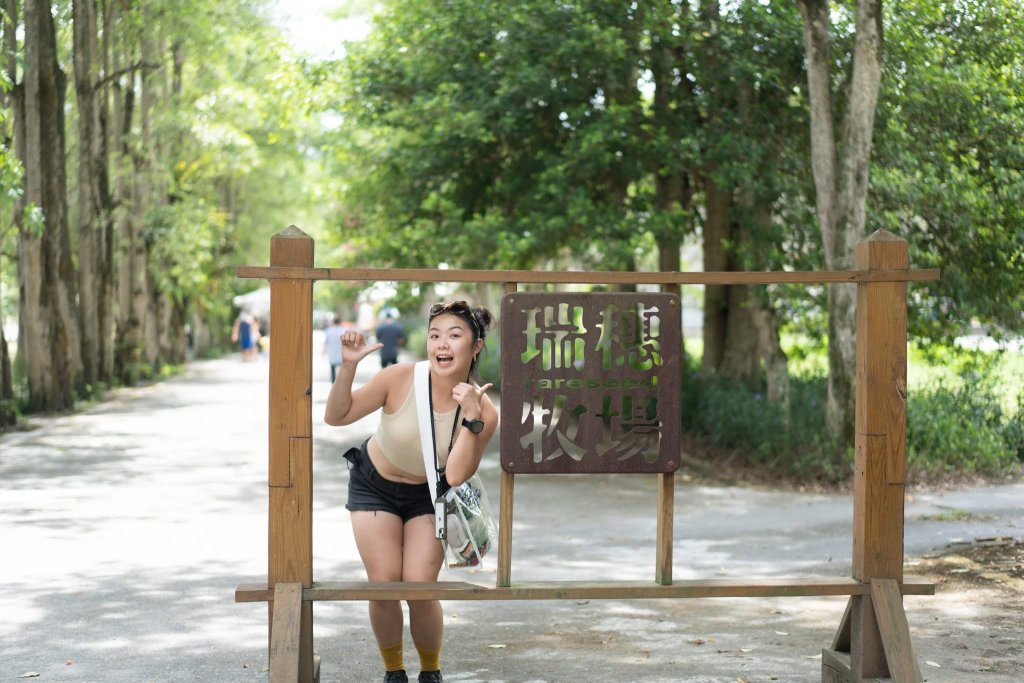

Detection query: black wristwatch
(462, 417), (485, 434)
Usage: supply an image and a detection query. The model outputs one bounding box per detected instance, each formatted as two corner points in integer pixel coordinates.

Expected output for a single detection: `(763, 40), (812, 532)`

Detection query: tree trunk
(1, 0), (18, 424)
(650, 2), (692, 346)
(701, 170), (731, 375)
(140, 33), (162, 369)
(719, 283), (759, 386)
(114, 24), (154, 384)
(74, 0), (114, 388)
(0, 325), (12, 427)
(110, 8), (138, 382)
(16, 0), (81, 412)
(798, 0), (883, 444)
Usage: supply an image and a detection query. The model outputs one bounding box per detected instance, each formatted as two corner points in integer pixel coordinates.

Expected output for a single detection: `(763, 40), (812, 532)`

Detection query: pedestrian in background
(231, 311), (257, 362)
(375, 309), (407, 368)
(323, 315), (346, 382)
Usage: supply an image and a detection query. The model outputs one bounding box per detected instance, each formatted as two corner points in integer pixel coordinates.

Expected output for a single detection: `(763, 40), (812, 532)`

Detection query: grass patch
(915, 508), (993, 522)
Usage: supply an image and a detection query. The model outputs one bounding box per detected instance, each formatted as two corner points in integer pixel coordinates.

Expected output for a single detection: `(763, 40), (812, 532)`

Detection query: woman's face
(427, 312), (481, 378)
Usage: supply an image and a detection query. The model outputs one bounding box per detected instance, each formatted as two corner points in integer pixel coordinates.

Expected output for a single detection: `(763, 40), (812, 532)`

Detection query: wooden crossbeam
(237, 265), (940, 285)
(236, 577), (934, 604)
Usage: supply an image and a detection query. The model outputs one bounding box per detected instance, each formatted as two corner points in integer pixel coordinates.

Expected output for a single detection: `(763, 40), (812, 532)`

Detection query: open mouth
(435, 354), (455, 367)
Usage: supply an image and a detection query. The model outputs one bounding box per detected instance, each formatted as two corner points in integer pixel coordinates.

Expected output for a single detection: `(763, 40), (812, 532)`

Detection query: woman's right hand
(341, 331), (383, 365)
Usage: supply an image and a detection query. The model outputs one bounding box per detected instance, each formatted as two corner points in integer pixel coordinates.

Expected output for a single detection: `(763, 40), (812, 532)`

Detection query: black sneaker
(384, 670), (409, 683)
(418, 671), (443, 683)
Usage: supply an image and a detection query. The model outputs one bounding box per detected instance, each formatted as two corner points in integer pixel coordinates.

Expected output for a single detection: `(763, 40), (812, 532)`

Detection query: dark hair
(428, 301), (493, 377)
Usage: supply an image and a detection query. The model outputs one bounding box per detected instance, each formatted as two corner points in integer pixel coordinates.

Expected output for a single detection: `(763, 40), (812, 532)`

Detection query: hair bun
(472, 307), (493, 334)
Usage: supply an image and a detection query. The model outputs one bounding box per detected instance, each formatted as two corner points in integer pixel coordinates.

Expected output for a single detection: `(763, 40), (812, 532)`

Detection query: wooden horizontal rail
(237, 266), (940, 286)
(236, 577), (935, 604)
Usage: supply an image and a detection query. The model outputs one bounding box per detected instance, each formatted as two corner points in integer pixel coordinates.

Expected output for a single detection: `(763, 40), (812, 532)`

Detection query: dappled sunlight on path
(1, 348), (1021, 681)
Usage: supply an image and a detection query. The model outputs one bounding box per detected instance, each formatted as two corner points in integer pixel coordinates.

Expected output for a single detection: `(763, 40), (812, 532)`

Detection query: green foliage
(146, 202), (231, 308)
(323, 0), (811, 275)
(682, 348), (1023, 484)
(681, 364), (850, 483)
(873, 0), (1024, 342)
(907, 381), (1020, 477)
(1004, 393), (1024, 462)
(165, 5), (329, 264)
(0, 118), (24, 325)
(321, 0), (1023, 356)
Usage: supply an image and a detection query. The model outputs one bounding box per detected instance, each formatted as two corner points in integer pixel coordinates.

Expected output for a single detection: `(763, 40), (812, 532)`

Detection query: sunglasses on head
(429, 300), (481, 336)
(429, 300), (472, 317)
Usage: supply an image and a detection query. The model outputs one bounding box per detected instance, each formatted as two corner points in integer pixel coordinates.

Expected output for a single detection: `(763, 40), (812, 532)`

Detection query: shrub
(680, 365), (849, 483)
(680, 361), (1021, 484)
(907, 381), (1019, 476)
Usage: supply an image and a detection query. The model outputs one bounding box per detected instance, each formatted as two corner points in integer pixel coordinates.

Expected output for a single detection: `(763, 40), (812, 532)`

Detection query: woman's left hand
(452, 382), (493, 419)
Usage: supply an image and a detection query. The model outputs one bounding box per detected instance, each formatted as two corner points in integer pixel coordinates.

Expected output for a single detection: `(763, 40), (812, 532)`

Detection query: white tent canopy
(232, 287), (271, 318)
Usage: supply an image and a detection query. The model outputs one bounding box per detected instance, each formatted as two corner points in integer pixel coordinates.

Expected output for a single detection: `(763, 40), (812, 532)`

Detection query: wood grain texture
(821, 648), (851, 683)
(851, 593), (889, 680)
(656, 473), (674, 585)
(239, 265), (939, 286)
(240, 230), (935, 683)
(266, 227), (314, 683)
(497, 470), (514, 589)
(269, 583), (302, 683)
(871, 579), (923, 683)
(853, 231), (908, 582)
(236, 577), (935, 603)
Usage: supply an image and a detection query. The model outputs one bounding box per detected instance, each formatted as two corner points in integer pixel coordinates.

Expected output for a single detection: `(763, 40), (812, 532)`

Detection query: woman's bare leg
(402, 514), (445, 650)
(351, 510), (406, 646)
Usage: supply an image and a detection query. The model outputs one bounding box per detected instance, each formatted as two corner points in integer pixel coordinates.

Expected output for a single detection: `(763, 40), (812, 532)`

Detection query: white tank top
(373, 384), (458, 477)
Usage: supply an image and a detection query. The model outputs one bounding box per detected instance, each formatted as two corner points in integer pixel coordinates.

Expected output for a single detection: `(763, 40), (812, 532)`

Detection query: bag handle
(414, 361), (440, 503)
(415, 360), (465, 499)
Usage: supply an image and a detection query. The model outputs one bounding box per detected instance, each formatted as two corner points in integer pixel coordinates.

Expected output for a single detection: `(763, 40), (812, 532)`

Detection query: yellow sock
(380, 641), (405, 672)
(416, 644), (442, 672)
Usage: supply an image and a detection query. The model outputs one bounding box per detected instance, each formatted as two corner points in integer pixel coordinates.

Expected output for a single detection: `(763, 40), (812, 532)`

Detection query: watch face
(464, 418), (484, 434)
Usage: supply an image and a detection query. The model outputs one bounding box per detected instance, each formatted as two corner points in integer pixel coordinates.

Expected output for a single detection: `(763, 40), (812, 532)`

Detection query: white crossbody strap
(414, 361), (439, 503)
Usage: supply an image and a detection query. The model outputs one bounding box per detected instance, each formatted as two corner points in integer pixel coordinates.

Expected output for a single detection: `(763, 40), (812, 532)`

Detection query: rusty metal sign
(500, 292), (681, 474)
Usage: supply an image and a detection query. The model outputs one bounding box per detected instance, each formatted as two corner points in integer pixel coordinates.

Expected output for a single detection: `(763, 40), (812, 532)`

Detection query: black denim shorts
(343, 440), (435, 523)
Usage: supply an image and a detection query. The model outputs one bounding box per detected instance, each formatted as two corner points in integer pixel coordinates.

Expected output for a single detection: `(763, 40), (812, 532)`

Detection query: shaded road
(1, 345), (1021, 682)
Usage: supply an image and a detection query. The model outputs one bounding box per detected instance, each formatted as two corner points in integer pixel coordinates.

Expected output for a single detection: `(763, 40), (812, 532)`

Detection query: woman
(324, 301), (498, 683)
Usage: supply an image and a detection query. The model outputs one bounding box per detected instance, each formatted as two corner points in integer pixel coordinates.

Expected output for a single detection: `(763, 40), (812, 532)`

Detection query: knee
(406, 599), (441, 615)
(369, 599), (401, 612)
(366, 568), (403, 583)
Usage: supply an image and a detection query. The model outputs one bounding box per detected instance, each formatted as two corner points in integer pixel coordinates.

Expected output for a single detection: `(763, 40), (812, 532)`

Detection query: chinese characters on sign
(501, 293), (681, 474)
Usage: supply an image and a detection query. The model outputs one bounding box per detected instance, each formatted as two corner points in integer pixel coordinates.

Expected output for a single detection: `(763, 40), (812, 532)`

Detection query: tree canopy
(1, 0), (1021, 435)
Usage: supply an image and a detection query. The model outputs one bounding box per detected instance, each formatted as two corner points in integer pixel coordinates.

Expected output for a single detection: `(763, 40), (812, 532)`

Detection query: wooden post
(657, 282), (679, 586)
(655, 472), (674, 585)
(497, 470), (514, 588)
(848, 229), (908, 681)
(270, 583), (303, 683)
(267, 226), (315, 683)
(497, 282), (517, 588)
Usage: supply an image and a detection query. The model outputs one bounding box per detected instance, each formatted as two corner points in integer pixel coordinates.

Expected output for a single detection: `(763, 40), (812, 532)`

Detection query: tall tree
(872, 0), (1024, 344)
(74, 0), (115, 388)
(2, 0), (21, 426)
(13, 0), (82, 411)
(798, 0), (884, 443)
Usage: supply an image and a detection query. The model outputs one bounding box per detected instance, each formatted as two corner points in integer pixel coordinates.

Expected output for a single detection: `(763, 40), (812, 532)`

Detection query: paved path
(2, 344), (1021, 682)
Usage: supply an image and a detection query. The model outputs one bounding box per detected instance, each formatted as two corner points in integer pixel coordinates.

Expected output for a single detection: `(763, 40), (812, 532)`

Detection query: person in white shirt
(323, 316), (346, 382)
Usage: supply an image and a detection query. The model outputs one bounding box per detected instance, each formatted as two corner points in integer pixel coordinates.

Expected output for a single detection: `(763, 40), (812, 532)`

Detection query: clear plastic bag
(442, 473), (497, 568)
